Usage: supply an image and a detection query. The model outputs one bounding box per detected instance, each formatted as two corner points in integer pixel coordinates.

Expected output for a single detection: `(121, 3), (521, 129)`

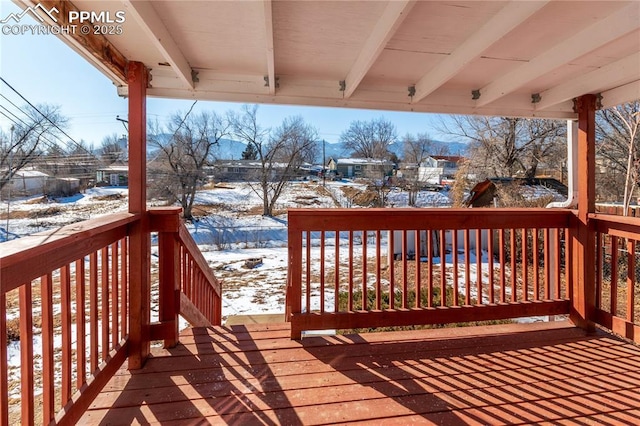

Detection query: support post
(127, 61), (150, 369)
(152, 207), (182, 348)
(570, 94), (597, 331)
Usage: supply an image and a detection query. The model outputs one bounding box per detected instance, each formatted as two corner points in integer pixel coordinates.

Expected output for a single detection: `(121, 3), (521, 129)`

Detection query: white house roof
(14, 170), (49, 178)
(18, 0), (640, 118)
(336, 158), (394, 165)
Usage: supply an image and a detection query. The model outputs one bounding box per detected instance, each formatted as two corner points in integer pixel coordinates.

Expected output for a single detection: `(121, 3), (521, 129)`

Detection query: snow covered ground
(1, 180), (453, 322)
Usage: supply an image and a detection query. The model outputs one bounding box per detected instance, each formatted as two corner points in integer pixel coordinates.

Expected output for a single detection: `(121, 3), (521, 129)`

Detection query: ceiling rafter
(601, 80), (640, 109)
(475, 2), (640, 107)
(535, 52), (640, 110)
(123, 0), (194, 89)
(342, 0), (416, 98)
(412, 1), (548, 103)
(262, 0), (276, 95)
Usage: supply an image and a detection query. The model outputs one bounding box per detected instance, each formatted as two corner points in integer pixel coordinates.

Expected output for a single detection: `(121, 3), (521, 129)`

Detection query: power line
(0, 76), (94, 155)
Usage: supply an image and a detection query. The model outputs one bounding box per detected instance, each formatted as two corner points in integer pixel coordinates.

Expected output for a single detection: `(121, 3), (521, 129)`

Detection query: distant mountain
(150, 136), (468, 163)
(323, 140), (468, 162)
(211, 138), (247, 160)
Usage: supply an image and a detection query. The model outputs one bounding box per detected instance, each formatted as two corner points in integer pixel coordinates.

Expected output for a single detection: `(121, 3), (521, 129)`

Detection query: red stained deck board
(78, 321), (640, 425)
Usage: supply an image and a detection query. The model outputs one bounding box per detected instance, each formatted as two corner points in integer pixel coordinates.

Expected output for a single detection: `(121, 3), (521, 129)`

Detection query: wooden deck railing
(592, 213), (640, 344)
(0, 213), (137, 425)
(0, 207), (221, 424)
(286, 208), (573, 339)
(150, 208), (222, 348)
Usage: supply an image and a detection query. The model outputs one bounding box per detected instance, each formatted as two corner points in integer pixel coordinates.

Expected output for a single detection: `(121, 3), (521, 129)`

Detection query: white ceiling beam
(535, 52), (640, 110)
(600, 80), (640, 109)
(412, 1), (548, 103)
(123, 0), (194, 89)
(262, 0), (276, 95)
(476, 2), (640, 107)
(343, 0), (416, 98)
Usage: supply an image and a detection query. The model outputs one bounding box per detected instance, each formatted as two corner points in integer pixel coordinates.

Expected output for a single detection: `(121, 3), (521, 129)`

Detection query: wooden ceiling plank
(343, 0), (416, 98)
(123, 0), (194, 89)
(600, 80), (640, 109)
(412, 1), (548, 103)
(476, 3), (640, 107)
(28, 0), (128, 85)
(535, 52), (640, 110)
(262, 0), (276, 95)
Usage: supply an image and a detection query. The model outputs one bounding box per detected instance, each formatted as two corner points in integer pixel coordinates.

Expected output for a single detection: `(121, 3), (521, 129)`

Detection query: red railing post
(152, 207), (183, 347)
(127, 60), (151, 369)
(571, 95), (597, 331)
(287, 211), (303, 339)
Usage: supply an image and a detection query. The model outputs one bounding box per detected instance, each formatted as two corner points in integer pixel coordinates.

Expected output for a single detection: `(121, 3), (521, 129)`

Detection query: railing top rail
(1, 213), (138, 293)
(288, 208), (573, 231)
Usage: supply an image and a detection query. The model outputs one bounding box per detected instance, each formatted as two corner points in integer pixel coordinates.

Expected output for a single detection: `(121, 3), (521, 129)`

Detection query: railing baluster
(554, 229), (561, 300)
(101, 246), (110, 360)
(627, 239), (635, 323)
(76, 258), (86, 389)
(499, 229), (506, 303)
(477, 229), (483, 305)
(306, 230), (311, 313)
(402, 230), (408, 309)
(428, 230), (434, 307)
(111, 241), (119, 345)
(452, 230), (459, 306)
(487, 229), (494, 304)
(510, 229), (517, 302)
(544, 229), (551, 300)
(19, 282), (34, 424)
(441, 230), (447, 307)
(533, 229), (539, 301)
(320, 231), (325, 313)
(415, 230), (421, 308)
(61, 264), (72, 404)
(348, 231), (353, 311)
(465, 229), (471, 305)
(90, 252), (99, 372)
(389, 230), (395, 310)
(335, 230), (340, 313)
(121, 238), (128, 338)
(611, 236), (619, 315)
(375, 230), (381, 310)
(362, 231), (368, 311)
(522, 229), (528, 302)
(42, 273), (55, 423)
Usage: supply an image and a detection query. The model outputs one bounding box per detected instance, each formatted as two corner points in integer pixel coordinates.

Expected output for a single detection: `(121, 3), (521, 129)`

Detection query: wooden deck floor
(79, 321), (640, 425)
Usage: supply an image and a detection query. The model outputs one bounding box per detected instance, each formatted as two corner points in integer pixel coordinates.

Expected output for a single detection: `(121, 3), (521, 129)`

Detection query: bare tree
(440, 116), (565, 180)
(340, 117), (397, 159)
(402, 132), (434, 206)
(0, 104), (67, 192)
(99, 133), (126, 165)
(149, 108), (230, 220)
(596, 101), (640, 214)
(231, 105), (318, 216)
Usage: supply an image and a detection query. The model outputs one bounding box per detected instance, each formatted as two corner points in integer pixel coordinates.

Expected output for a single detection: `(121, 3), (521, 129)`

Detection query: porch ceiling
(21, 0), (640, 118)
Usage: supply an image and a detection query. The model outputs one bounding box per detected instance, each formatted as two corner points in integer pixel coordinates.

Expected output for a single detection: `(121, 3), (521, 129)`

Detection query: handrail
(1, 213), (137, 293)
(591, 213), (640, 344)
(0, 213), (136, 425)
(287, 208), (573, 339)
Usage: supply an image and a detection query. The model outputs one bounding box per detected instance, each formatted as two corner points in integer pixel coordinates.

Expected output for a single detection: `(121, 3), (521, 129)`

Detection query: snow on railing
(287, 208), (573, 339)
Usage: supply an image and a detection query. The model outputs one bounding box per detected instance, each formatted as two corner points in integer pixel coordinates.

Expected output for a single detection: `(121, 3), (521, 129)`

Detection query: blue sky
(0, 1), (452, 150)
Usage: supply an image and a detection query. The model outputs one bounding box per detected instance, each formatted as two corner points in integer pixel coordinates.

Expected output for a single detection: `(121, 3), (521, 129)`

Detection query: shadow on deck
(80, 321), (640, 424)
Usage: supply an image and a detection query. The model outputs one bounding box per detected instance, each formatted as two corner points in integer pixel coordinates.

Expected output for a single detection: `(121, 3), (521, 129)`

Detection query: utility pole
(322, 139), (326, 187)
(5, 124), (14, 241)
